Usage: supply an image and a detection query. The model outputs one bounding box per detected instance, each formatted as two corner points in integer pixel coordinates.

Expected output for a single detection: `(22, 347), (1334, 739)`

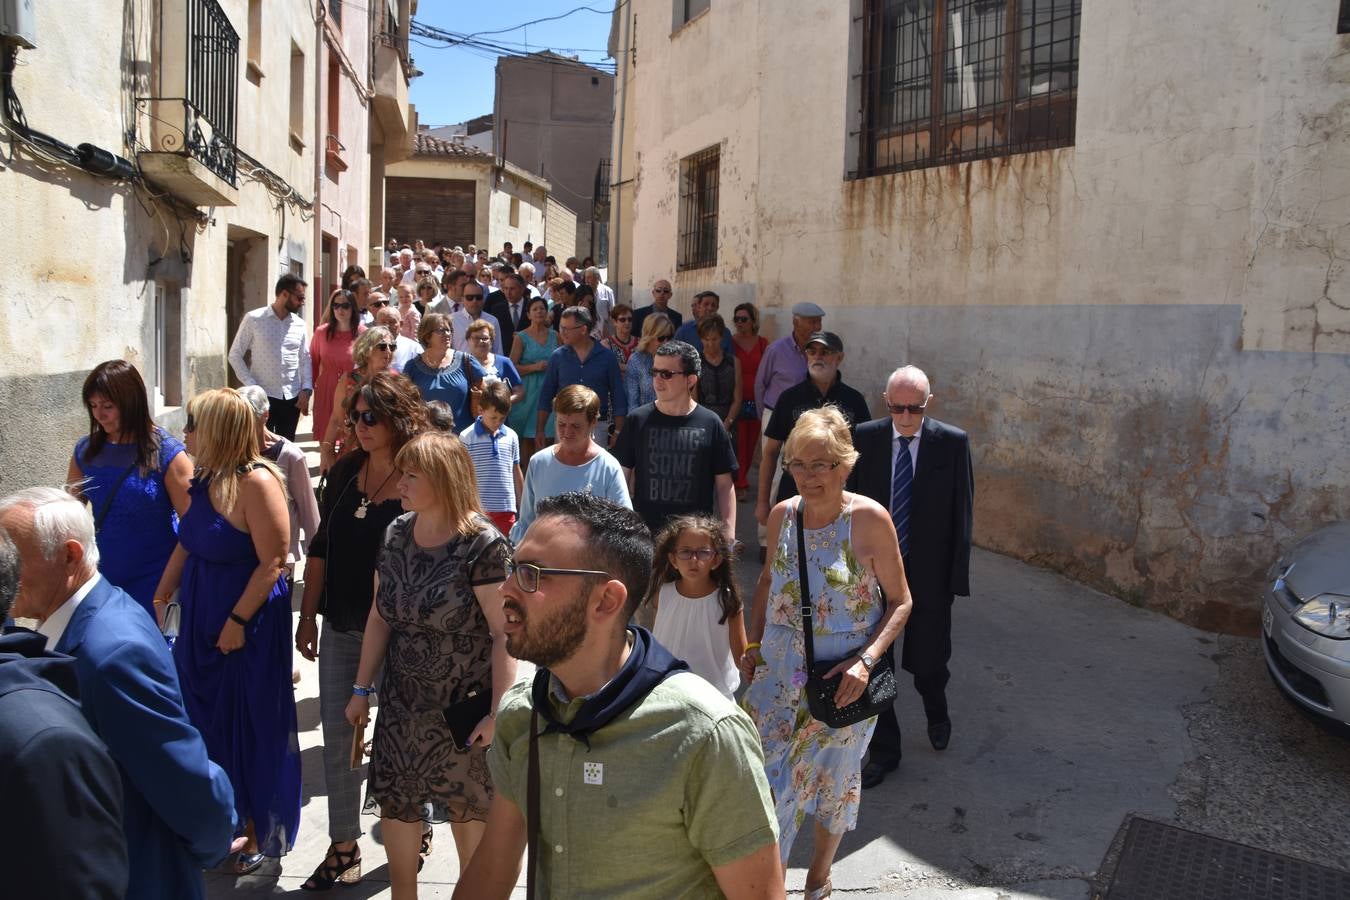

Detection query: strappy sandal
(233, 851), (265, 875)
(418, 827), (433, 873)
(804, 879), (832, 900)
(300, 843), (362, 891)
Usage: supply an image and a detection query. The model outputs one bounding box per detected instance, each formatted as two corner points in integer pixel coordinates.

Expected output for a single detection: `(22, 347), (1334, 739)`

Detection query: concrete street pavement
(205, 444), (1348, 897)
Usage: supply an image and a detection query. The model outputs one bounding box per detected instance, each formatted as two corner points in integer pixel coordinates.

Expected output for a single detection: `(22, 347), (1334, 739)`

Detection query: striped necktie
(891, 435), (913, 557)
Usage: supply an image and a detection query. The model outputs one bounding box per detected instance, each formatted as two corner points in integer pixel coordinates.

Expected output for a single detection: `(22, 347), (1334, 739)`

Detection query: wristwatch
(860, 653), (877, 672)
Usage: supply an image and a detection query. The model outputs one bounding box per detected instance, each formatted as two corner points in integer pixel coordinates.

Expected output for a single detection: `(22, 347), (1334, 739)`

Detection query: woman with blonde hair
(153, 388), (302, 874)
(623, 312), (675, 410)
(320, 325), (396, 473)
(346, 431), (515, 900)
(740, 405), (912, 898)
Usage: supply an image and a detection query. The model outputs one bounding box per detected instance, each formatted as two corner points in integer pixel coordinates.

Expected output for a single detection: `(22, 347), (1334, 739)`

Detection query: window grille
(677, 146), (719, 271)
(854, 0), (1080, 177)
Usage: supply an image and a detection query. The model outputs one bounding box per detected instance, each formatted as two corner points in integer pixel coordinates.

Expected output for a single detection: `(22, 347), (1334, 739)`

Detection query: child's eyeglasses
(674, 548), (717, 562)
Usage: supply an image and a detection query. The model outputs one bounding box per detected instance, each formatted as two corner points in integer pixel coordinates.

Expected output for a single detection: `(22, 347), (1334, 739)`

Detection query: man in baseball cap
(755, 329), (872, 528)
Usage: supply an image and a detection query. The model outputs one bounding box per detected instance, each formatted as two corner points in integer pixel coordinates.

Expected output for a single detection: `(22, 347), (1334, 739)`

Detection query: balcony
(373, 36), (413, 162)
(137, 0), (239, 206)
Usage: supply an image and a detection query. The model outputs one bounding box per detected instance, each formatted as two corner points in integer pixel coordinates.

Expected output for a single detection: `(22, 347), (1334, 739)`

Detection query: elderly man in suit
(847, 366), (973, 789)
(0, 527), (129, 899)
(0, 487), (238, 900)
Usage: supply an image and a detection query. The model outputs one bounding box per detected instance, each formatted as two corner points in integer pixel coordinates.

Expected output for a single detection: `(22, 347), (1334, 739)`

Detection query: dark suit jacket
(0, 628), (128, 899)
(56, 577), (237, 900)
(485, 290), (524, 355)
(848, 416), (973, 600)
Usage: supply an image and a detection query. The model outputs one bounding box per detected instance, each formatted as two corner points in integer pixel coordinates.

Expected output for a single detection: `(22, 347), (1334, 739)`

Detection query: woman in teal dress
(67, 359), (193, 619)
(740, 406), (911, 899)
(508, 295), (558, 461)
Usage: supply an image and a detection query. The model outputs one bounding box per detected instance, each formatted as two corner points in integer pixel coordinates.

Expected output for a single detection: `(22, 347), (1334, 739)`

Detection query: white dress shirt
(392, 335), (424, 374)
(451, 309), (503, 355)
(37, 572), (102, 650)
(228, 305), (313, 399)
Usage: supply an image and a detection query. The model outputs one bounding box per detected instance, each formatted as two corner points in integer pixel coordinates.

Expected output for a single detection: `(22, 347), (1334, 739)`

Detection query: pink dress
(398, 303), (422, 341)
(312, 324), (363, 441)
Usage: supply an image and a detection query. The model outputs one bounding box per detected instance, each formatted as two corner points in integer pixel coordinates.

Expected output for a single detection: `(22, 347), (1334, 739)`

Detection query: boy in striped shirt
(461, 380), (524, 536)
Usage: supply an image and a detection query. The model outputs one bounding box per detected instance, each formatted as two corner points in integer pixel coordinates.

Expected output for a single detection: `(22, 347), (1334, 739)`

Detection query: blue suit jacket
(56, 576), (237, 900)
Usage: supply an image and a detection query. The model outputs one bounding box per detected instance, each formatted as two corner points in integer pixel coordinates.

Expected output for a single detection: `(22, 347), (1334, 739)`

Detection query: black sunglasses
(184, 412), (196, 434)
(733, 316), (751, 323)
(887, 402), (928, 415)
(348, 408), (381, 427)
(370, 299), (391, 309)
(374, 342), (397, 352)
(651, 368), (689, 380)
(463, 292), (484, 300)
(331, 302), (352, 310)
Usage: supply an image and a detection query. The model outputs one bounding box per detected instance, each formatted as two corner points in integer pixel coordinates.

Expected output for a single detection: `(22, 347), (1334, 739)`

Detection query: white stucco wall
(0, 0), (319, 493)
(317, 11), (372, 292)
(623, 0), (1350, 629)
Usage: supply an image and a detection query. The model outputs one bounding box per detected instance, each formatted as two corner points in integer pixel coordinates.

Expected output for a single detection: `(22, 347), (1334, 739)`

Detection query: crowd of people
(0, 237), (975, 900)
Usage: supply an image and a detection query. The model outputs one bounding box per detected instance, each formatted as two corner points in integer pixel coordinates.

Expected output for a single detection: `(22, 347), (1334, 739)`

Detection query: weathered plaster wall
(0, 0), (318, 493)
(625, 0), (1350, 629)
(319, 12), (372, 287)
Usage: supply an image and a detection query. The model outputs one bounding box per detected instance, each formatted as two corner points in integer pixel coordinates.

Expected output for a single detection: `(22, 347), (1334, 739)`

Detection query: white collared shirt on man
(892, 421), (923, 474)
(37, 572), (103, 651)
(228, 305), (313, 399)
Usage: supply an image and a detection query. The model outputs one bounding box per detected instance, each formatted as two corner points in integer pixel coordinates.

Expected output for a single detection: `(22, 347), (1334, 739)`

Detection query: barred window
(1340, 0), (1350, 34)
(677, 146), (719, 271)
(855, 0), (1081, 177)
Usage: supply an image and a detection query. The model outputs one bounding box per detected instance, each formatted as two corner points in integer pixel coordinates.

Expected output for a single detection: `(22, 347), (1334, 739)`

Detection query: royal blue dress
(172, 476), (301, 858)
(73, 428), (184, 619)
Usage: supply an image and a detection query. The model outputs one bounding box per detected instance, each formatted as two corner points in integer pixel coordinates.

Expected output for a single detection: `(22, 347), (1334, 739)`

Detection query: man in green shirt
(454, 492), (783, 899)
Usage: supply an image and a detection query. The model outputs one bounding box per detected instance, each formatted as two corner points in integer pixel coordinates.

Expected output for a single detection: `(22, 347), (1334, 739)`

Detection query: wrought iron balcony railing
(137, 0), (239, 188)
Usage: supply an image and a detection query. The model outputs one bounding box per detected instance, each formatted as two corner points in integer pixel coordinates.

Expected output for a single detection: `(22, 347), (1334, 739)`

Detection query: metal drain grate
(1106, 817), (1350, 900)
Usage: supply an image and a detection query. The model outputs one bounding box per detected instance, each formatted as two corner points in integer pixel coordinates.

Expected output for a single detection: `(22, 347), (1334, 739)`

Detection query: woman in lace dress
(346, 431), (515, 900)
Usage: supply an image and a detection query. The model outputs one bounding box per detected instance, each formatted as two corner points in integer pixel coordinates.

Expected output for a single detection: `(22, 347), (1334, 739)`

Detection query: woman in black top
(696, 314), (742, 431)
(295, 373), (428, 891)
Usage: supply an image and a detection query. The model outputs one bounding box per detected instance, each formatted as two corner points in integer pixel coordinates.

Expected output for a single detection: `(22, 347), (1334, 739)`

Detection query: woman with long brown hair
(312, 289), (365, 448)
(346, 430), (514, 900)
(66, 359), (192, 618)
(296, 373), (429, 891)
(153, 389), (301, 874)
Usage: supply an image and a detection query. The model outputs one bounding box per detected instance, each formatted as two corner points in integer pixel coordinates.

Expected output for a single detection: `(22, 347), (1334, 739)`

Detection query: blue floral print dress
(742, 496), (883, 860)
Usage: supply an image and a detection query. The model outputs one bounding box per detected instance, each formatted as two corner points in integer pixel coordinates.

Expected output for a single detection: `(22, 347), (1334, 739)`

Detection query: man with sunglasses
(451, 283), (503, 355)
(484, 271), (527, 353)
(613, 341), (738, 551)
(227, 273), (313, 441)
(453, 492), (783, 900)
(849, 365), (973, 789)
(631, 279), (683, 337)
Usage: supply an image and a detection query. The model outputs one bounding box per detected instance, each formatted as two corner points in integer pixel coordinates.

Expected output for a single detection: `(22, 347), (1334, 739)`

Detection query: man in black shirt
(613, 340), (737, 545)
(754, 331), (872, 528)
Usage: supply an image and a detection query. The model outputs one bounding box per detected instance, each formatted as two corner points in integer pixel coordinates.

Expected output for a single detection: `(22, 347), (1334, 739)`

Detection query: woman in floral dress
(740, 406), (911, 899)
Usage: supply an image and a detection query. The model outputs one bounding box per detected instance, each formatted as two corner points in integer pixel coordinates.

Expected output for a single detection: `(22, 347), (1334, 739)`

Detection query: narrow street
(209, 477), (1350, 898)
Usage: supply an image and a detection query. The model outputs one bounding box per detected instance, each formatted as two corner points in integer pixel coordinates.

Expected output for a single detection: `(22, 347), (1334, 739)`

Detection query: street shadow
(295, 696), (320, 733)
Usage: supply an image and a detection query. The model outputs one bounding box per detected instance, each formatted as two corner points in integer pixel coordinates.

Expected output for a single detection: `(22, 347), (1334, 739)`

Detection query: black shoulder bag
(93, 462), (139, 532)
(797, 500), (897, 728)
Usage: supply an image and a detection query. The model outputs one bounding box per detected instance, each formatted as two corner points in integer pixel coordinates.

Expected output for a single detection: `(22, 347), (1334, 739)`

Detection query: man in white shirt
(585, 267), (616, 336)
(398, 248), (417, 283)
(516, 262), (542, 298)
(451, 286), (503, 355)
(227, 273), (313, 440)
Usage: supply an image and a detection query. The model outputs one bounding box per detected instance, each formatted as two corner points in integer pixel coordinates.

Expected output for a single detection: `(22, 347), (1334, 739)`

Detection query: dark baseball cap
(805, 331), (844, 353)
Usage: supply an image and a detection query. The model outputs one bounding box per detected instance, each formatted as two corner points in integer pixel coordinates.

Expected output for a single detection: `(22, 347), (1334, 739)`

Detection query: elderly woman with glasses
(740, 406), (912, 898)
(345, 431), (515, 898)
(464, 318), (525, 404)
(402, 312), (487, 431)
(320, 326), (396, 474)
(296, 373), (429, 891)
(624, 312), (675, 411)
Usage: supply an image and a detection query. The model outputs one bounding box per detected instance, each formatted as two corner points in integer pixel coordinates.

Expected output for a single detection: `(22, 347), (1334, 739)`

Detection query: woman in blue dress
(507, 295), (559, 461)
(67, 359), (192, 619)
(154, 388), (302, 875)
(740, 407), (911, 899)
(403, 312), (487, 431)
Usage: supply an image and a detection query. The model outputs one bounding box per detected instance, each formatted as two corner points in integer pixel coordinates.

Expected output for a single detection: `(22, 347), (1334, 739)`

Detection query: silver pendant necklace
(355, 461), (397, 520)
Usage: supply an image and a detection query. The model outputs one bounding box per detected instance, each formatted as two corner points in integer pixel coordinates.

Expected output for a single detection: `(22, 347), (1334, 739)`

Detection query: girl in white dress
(646, 515), (749, 699)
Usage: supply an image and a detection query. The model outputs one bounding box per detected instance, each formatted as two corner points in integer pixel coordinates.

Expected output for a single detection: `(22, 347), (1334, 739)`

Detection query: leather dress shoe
(928, 720), (951, 751)
(860, 760), (897, 789)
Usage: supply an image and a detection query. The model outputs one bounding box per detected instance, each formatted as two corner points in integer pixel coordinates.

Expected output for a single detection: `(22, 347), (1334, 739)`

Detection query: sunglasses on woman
(348, 409), (382, 427)
(183, 412), (196, 434)
(331, 302), (352, 310)
(375, 342), (396, 352)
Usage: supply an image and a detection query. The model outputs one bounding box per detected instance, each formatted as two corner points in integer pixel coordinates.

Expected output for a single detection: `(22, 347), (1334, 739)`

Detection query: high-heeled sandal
(233, 851), (266, 875)
(300, 843), (362, 891)
(418, 827), (433, 873)
(804, 879), (832, 900)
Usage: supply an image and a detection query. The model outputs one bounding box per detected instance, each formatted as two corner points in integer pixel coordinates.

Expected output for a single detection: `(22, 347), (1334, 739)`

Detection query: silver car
(1262, 521), (1350, 728)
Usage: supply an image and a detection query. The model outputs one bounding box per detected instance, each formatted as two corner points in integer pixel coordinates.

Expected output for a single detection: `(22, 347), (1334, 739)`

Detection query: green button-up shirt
(488, 671), (778, 898)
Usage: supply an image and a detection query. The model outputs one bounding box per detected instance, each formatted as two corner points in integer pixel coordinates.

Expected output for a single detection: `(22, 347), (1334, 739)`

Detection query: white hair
(0, 486), (100, 568)
(236, 385), (270, 419)
(887, 365), (932, 396)
(518, 261), (535, 276)
(584, 266), (601, 279)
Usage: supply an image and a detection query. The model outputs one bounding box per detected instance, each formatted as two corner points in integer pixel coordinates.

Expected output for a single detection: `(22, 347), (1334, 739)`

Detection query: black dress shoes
(927, 720), (951, 751)
(860, 760), (897, 789)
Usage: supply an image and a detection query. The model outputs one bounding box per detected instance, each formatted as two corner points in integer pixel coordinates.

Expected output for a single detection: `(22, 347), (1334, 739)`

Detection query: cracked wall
(624, 0), (1350, 629)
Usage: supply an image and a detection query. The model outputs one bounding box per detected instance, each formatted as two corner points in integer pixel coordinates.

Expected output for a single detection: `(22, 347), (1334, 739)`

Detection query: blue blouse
(403, 351), (487, 430)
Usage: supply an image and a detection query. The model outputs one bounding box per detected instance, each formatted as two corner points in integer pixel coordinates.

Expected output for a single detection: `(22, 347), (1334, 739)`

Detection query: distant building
(492, 52), (613, 262)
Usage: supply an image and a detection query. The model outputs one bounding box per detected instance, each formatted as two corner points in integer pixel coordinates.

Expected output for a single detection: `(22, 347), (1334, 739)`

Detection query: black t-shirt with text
(613, 402), (738, 536)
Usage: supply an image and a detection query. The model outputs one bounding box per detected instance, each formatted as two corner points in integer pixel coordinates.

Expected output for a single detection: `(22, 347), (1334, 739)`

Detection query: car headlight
(1293, 594), (1350, 639)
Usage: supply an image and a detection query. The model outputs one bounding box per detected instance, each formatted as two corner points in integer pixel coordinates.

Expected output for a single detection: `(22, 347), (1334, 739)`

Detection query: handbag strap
(94, 462), (138, 530)
(795, 501), (817, 671)
(526, 706), (540, 900)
